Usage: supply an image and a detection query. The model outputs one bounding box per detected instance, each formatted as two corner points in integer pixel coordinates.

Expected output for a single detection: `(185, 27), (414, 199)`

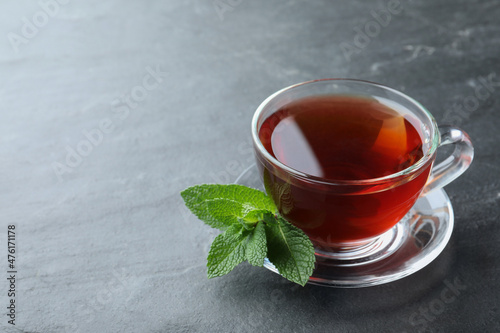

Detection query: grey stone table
(1, 0), (499, 332)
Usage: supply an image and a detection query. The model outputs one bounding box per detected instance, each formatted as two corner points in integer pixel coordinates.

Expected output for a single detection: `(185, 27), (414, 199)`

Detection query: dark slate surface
(1, 0), (499, 332)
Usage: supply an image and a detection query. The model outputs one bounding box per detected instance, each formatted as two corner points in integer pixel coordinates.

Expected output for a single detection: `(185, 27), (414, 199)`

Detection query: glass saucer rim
(234, 163), (455, 288)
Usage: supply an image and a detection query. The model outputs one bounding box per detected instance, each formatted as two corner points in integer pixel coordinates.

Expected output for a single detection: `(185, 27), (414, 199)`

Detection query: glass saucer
(234, 164), (454, 288)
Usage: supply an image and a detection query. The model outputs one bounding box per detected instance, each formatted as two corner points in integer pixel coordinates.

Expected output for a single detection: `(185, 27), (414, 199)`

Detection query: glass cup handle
(422, 125), (474, 195)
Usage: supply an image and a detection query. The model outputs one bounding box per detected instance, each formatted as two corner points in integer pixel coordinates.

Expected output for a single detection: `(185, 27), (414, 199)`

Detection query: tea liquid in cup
(252, 79), (473, 257)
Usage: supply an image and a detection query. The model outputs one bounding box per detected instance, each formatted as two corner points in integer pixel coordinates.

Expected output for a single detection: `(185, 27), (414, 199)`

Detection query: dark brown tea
(257, 95), (433, 246)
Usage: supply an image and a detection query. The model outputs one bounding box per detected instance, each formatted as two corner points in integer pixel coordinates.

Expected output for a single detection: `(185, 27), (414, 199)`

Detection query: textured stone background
(0, 0), (499, 332)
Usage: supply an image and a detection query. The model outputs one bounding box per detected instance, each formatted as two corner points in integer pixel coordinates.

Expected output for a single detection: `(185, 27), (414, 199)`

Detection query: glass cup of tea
(252, 79), (473, 264)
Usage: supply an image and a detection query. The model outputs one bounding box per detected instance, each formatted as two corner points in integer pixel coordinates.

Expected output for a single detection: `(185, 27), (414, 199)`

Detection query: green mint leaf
(181, 184), (276, 230)
(205, 198), (246, 229)
(265, 216), (315, 286)
(237, 218), (256, 230)
(181, 183), (317, 285)
(245, 222), (267, 267)
(207, 224), (249, 278)
(242, 209), (269, 222)
(262, 211), (279, 226)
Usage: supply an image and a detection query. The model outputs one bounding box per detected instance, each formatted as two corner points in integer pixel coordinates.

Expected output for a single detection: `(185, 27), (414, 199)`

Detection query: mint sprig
(181, 184), (315, 286)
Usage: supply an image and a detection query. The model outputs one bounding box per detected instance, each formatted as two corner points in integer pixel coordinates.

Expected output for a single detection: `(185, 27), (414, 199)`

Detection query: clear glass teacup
(252, 79), (473, 263)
